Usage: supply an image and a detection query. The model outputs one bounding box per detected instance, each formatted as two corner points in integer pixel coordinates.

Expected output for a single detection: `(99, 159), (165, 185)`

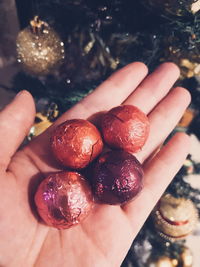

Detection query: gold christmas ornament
(16, 16), (65, 75)
(152, 194), (198, 242)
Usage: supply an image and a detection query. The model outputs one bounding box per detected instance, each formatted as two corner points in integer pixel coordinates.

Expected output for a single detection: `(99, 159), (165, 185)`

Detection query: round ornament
(152, 194), (198, 241)
(142, 0), (200, 16)
(35, 171), (93, 229)
(16, 16), (65, 75)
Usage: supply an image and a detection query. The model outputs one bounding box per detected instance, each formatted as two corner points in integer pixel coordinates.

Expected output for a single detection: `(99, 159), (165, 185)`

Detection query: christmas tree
(2, 0), (200, 265)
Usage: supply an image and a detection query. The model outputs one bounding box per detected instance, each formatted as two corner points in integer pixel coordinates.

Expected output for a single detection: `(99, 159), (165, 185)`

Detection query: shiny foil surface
(92, 150), (144, 205)
(51, 119), (103, 169)
(35, 171), (94, 229)
(101, 105), (150, 153)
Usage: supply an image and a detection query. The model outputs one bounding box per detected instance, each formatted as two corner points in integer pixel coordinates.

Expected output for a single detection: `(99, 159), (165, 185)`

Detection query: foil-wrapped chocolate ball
(92, 150), (144, 205)
(101, 105), (150, 153)
(51, 119), (103, 169)
(35, 171), (93, 229)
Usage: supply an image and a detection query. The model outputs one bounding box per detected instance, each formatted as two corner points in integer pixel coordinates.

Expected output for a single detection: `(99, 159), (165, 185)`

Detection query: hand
(0, 62), (190, 267)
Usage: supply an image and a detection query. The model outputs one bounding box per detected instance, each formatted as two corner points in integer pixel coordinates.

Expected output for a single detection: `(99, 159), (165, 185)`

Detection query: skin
(0, 62), (191, 267)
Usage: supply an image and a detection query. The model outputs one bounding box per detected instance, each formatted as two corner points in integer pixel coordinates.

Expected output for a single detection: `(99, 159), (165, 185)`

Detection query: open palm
(0, 62), (191, 267)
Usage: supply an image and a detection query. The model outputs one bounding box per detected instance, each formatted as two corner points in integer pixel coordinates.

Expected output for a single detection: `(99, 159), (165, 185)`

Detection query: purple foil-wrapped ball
(35, 171), (93, 229)
(92, 150), (144, 205)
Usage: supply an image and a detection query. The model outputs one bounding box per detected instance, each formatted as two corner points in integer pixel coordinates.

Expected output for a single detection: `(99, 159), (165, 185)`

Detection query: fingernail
(15, 90), (26, 99)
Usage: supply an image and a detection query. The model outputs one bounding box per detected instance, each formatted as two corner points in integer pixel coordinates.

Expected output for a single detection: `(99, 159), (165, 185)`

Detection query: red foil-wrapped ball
(101, 105), (150, 153)
(51, 119), (103, 169)
(35, 171), (93, 229)
(92, 150), (144, 205)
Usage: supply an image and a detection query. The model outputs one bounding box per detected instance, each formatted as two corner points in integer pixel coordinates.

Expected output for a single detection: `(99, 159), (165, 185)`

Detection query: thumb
(0, 90), (35, 169)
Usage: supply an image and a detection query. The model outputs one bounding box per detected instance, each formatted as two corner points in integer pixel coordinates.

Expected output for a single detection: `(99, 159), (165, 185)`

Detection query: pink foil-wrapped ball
(35, 171), (93, 229)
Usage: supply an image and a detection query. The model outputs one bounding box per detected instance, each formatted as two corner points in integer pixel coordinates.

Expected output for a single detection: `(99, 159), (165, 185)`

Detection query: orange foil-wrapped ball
(35, 171), (93, 229)
(51, 119), (103, 169)
(101, 105), (150, 153)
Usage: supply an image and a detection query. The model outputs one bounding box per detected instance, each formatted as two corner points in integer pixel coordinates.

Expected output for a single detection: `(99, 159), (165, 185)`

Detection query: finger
(136, 87), (191, 162)
(123, 62), (180, 114)
(0, 91), (35, 169)
(123, 132), (190, 233)
(53, 62), (148, 123)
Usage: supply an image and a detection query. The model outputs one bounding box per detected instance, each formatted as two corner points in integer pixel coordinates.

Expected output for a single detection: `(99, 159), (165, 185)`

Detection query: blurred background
(1, 1), (200, 266)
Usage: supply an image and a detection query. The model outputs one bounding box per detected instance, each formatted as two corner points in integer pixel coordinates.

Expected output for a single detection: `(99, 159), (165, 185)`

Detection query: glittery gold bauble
(180, 247), (193, 267)
(152, 194), (198, 242)
(148, 256), (175, 267)
(16, 16), (65, 75)
(142, 0), (200, 16)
